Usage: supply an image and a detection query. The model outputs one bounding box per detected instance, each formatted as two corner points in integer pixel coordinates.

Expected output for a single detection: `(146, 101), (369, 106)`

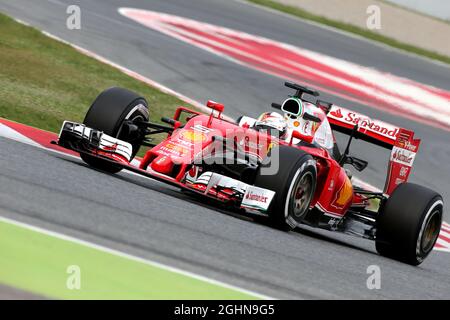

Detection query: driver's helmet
(254, 112), (287, 138)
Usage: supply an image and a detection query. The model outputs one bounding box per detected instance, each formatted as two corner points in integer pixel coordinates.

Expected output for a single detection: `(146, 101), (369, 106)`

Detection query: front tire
(81, 87), (149, 173)
(254, 145), (316, 231)
(376, 183), (443, 265)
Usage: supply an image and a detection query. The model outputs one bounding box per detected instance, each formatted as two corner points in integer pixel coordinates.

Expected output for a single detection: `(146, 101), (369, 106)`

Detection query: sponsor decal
(175, 139), (195, 147)
(192, 124), (212, 134)
(390, 146), (416, 167)
(384, 128), (420, 195)
(245, 191), (268, 203)
(346, 112), (398, 138)
(329, 107), (399, 140)
(399, 166), (409, 177)
(397, 139), (419, 152)
(180, 130), (207, 143)
(241, 186), (275, 212)
(330, 108), (343, 118)
(159, 142), (188, 157)
(166, 143), (188, 154)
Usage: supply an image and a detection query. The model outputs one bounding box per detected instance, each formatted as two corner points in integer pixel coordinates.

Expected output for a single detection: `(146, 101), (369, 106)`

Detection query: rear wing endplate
(326, 105), (421, 195)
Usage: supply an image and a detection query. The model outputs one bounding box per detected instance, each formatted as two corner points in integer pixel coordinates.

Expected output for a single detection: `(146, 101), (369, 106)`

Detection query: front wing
(55, 121), (276, 216)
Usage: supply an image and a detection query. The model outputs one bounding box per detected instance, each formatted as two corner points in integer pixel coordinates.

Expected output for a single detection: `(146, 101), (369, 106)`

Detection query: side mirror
(206, 100), (224, 113)
(207, 100), (225, 127)
(341, 155), (368, 172)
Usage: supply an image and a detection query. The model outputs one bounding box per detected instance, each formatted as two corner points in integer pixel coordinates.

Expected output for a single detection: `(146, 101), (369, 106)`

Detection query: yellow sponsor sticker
(180, 130), (207, 143)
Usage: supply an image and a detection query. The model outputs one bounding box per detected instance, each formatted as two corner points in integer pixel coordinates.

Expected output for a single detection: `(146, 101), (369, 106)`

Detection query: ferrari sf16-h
(55, 82), (443, 265)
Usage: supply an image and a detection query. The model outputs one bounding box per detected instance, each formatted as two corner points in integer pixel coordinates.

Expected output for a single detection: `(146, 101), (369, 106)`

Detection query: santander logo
(329, 107), (399, 139)
(345, 112), (399, 138)
(392, 150), (413, 164)
(246, 191), (268, 203)
(391, 146), (416, 166)
(330, 108), (343, 119)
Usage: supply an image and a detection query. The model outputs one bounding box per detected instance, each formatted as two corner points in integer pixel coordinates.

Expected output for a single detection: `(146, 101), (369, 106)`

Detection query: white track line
(0, 216), (272, 299)
(0, 123), (41, 147)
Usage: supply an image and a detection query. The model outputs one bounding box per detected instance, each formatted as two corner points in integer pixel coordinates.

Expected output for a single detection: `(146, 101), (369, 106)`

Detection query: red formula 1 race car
(55, 82), (443, 265)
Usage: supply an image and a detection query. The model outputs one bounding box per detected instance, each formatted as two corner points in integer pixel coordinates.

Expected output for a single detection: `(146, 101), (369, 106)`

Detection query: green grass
(247, 0), (450, 65)
(0, 220), (259, 299)
(0, 13), (192, 136)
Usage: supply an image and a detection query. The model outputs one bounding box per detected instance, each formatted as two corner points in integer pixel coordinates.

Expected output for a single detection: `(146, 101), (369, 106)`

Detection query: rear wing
(325, 105), (421, 195)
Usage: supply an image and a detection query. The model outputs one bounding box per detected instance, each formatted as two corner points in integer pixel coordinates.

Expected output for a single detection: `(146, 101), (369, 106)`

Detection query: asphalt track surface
(0, 0), (449, 298)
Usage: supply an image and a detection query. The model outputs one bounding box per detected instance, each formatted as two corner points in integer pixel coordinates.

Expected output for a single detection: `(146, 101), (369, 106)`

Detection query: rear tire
(376, 183), (443, 265)
(81, 87), (149, 173)
(254, 145), (316, 231)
